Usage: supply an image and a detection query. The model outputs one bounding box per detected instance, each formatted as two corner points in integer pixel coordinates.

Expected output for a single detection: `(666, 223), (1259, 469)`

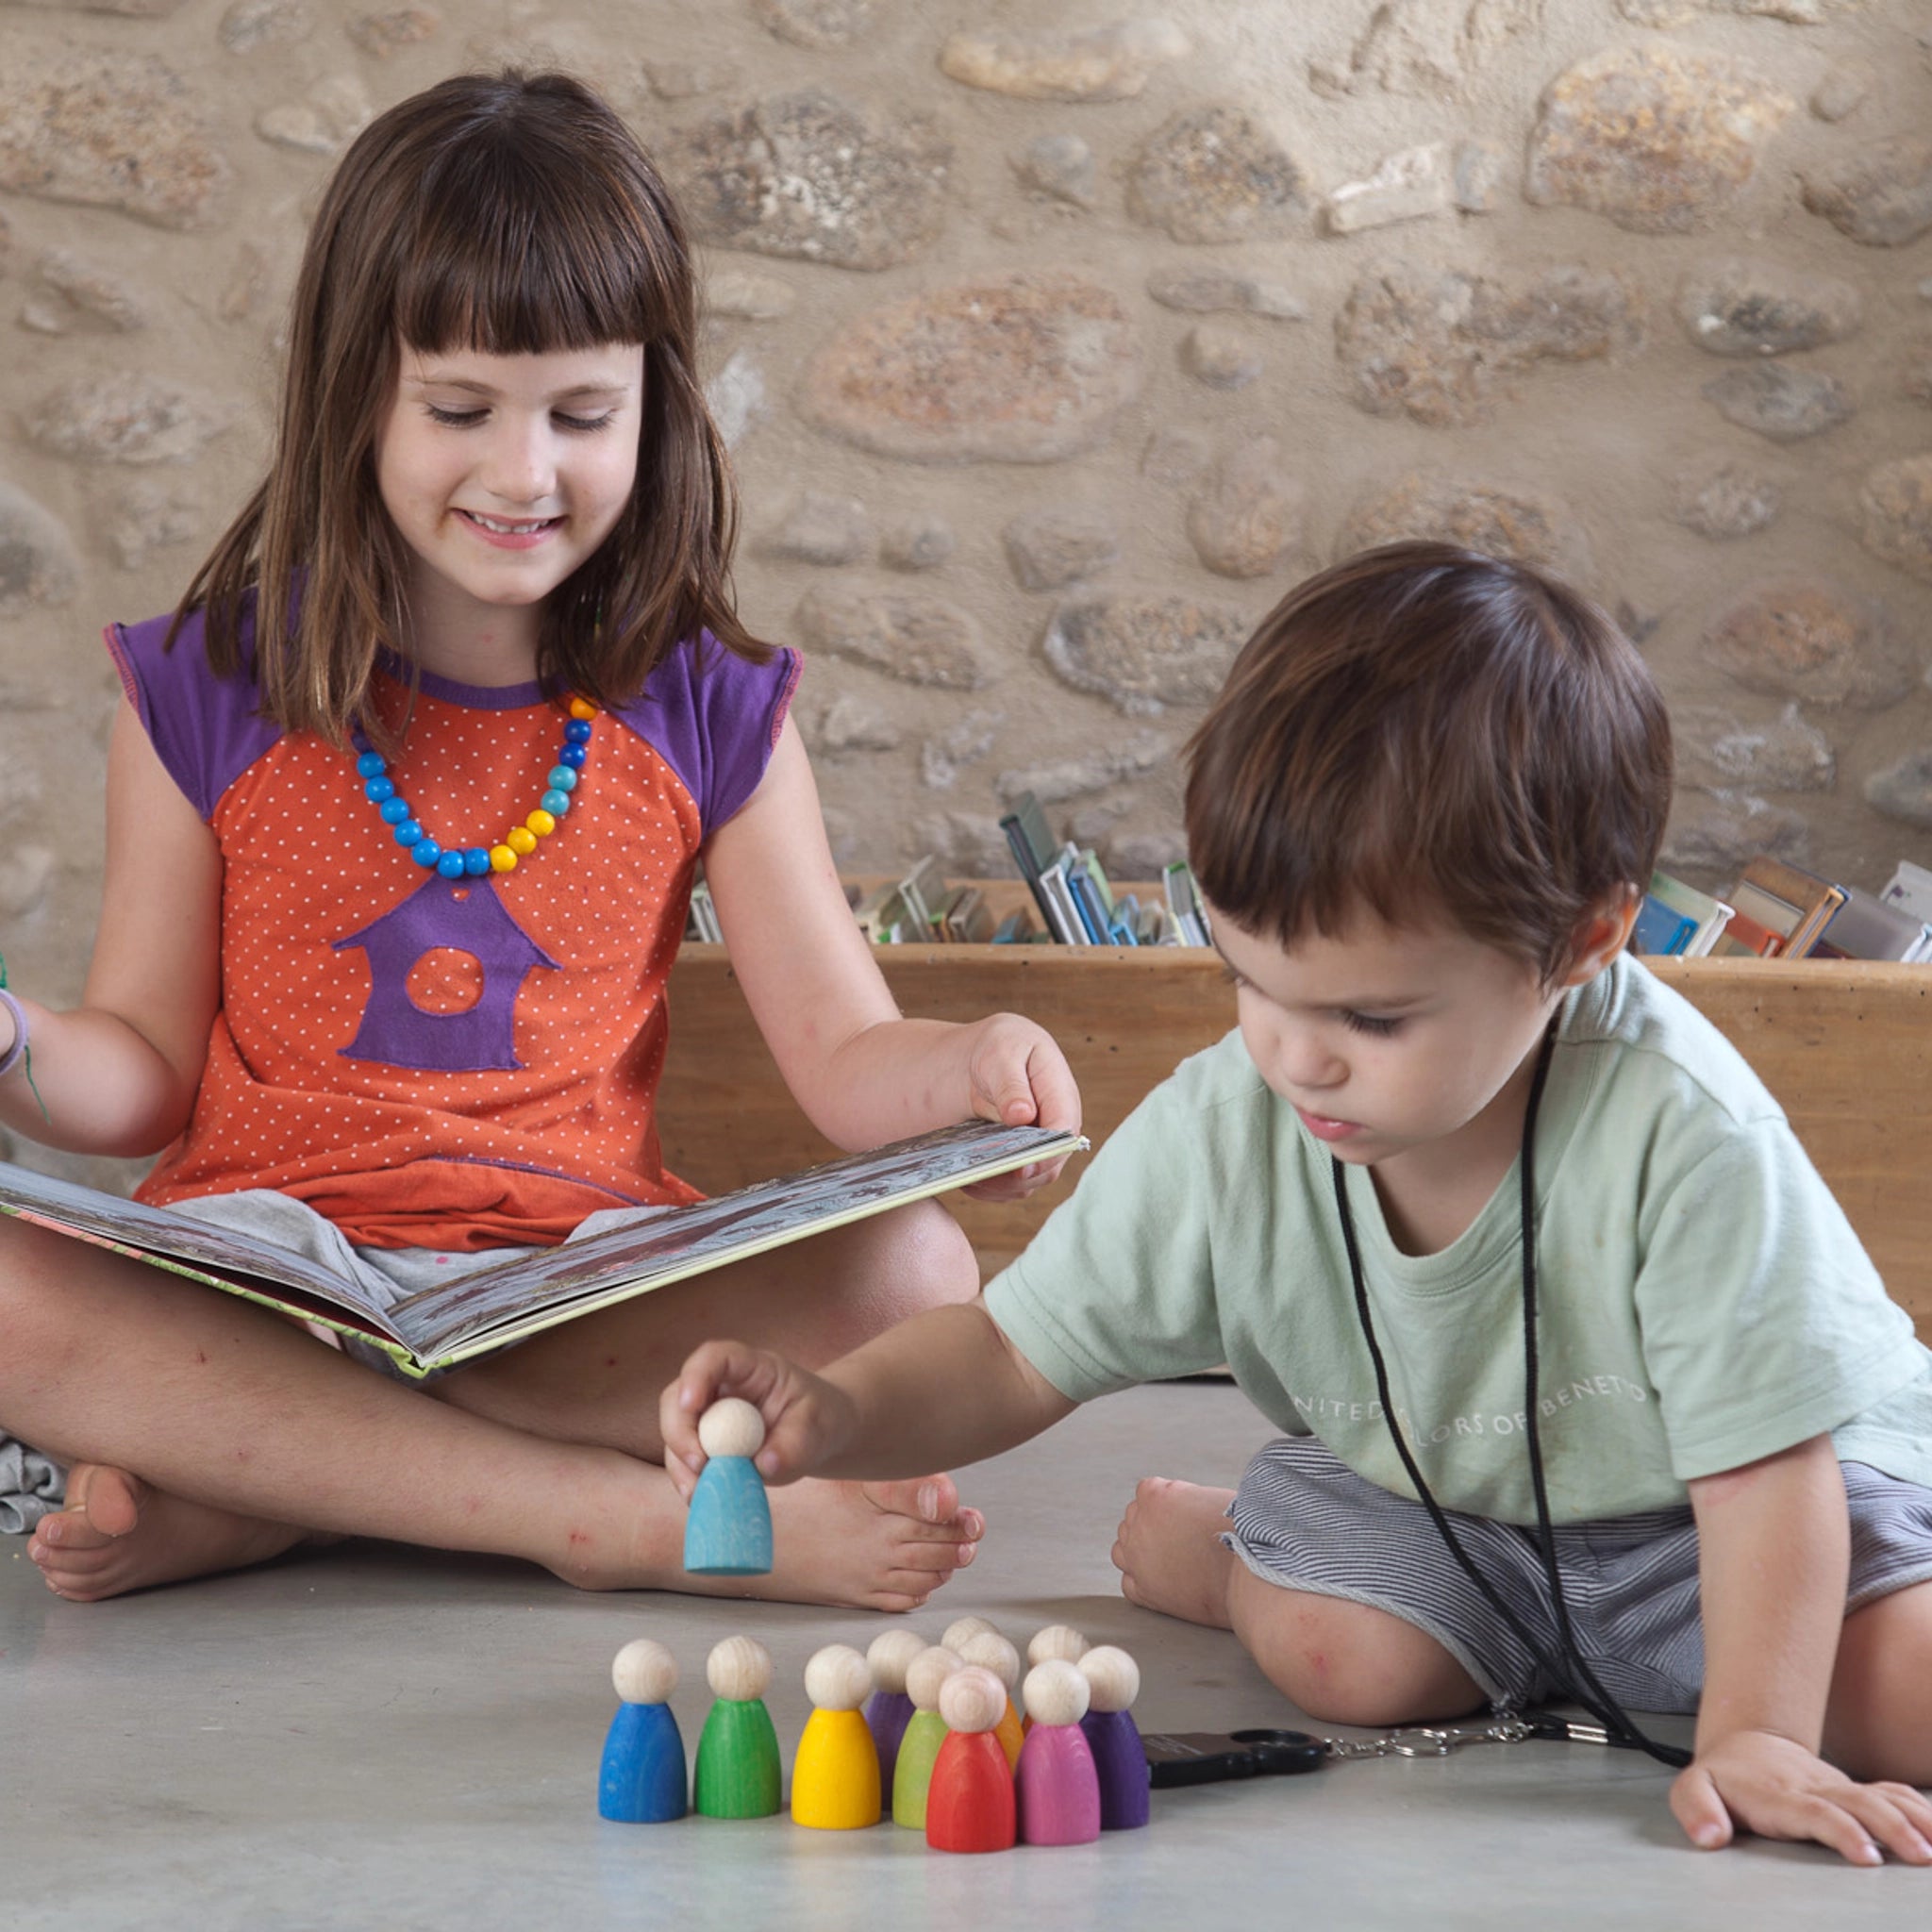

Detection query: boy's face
(1210, 903), (1577, 1174)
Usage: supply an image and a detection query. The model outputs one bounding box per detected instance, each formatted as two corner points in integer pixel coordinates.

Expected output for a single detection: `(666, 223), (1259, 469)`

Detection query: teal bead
(541, 789), (570, 816)
(547, 766), (577, 791)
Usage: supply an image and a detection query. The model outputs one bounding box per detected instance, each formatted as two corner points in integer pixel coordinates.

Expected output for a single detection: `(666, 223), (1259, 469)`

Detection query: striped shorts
(1226, 1435), (1932, 1714)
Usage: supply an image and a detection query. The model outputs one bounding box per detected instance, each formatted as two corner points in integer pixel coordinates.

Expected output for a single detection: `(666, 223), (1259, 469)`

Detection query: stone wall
(4, 0), (1931, 1034)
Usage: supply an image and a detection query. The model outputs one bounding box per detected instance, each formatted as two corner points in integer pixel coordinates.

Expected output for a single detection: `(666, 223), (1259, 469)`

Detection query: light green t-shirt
(984, 954), (1932, 1524)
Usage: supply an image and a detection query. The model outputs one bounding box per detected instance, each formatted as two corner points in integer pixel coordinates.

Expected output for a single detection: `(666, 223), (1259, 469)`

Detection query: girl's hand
(1671, 1730), (1932, 1866)
(959, 1012), (1082, 1201)
(659, 1339), (858, 1502)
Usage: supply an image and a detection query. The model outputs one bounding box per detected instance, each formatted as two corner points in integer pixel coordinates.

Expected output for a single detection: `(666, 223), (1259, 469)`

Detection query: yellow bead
(526, 808), (557, 838)
(507, 825), (538, 856)
(568, 696), (598, 721)
(489, 845), (518, 873)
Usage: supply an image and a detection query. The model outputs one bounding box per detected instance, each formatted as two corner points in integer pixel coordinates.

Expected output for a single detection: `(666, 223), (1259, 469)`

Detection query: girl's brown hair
(1184, 542), (1673, 983)
(172, 69), (765, 744)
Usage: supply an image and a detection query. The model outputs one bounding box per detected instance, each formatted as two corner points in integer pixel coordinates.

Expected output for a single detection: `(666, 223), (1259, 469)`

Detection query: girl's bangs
(391, 190), (672, 356)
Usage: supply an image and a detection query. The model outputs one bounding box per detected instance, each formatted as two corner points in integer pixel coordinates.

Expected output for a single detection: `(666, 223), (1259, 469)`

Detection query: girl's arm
(1673, 1433), (1932, 1865)
(0, 701), (220, 1155)
(658, 1297), (1078, 1498)
(701, 717), (1080, 1187)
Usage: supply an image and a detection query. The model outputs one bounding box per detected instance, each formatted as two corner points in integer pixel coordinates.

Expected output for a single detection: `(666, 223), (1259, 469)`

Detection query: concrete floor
(1, 1380), (1924, 1931)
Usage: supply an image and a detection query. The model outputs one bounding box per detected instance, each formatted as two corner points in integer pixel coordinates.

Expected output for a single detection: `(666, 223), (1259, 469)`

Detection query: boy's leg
(1113, 1474), (1486, 1727)
(1824, 1582), (1932, 1785)
(5, 1205), (979, 1607)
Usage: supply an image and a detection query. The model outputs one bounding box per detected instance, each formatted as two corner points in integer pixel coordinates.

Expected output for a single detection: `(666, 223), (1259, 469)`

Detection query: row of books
(1634, 858), (1932, 963)
(997, 791), (1212, 947)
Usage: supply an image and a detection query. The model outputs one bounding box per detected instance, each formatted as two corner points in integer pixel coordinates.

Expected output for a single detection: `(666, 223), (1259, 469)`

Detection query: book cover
(1732, 857), (1846, 958)
(1646, 870), (1734, 957)
(1881, 860), (1932, 924)
(998, 792), (1063, 937)
(1708, 908), (1784, 958)
(1630, 892), (1696, 958)
(1061, 851), (1112, 945)
(0, 1121), (1086, 1379)
(1162, 861), (1211, 947)
(1809, 886), (1932, 963)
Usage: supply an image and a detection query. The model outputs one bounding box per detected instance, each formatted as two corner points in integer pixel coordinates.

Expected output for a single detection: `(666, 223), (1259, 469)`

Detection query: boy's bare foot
(1111, 1476), (1240, 1629)
(27, 1464), (317, 1602)
(553, 1461), (983, 1612)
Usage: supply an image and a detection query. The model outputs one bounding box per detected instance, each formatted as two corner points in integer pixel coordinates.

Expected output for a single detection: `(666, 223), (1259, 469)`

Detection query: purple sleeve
(609, 635), (801, 836)
(105, 604), (281, 822)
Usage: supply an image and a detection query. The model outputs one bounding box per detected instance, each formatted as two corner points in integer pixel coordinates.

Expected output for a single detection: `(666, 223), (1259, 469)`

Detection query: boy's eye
(1220, 962), (1248, 990)
(1342, 1011), (1401, 1038)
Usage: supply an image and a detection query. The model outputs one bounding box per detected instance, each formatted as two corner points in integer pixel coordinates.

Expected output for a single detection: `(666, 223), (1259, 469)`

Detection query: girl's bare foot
(550, 1458), (984, 1611)
(1111, 1476), (1240, 1628)
(27, 1464), (317, 1602)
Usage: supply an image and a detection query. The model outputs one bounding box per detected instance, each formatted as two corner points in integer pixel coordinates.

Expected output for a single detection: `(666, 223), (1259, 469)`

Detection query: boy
(662, 544), (1932, 1864)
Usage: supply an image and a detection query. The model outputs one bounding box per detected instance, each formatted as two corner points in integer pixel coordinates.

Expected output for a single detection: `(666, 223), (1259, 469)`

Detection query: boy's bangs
(392, 186), (670, 356)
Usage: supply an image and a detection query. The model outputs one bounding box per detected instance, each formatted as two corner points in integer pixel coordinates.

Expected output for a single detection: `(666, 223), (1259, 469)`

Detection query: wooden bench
(658, 887), (1932, 1341)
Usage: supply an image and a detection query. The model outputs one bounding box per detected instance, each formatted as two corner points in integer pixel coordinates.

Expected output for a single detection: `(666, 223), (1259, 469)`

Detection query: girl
(0, 71), (1077, 1608)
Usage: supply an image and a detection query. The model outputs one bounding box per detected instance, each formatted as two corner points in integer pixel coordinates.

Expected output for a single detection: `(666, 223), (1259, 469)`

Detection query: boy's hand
(658, 1339), (858, 1502)
(1672, 1730), (1932, 1866)
(959, 1012), (1081, 1201)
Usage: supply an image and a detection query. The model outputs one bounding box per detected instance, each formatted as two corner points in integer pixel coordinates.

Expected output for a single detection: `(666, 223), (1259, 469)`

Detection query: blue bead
(547, 766), (577, 791)
(564, 719), (592, 744)
(364, 776), (396, 803)
(394, 820), (424, 846)
(462, 848), (491, 875)
(411, 838), (442, 867)
(436, 850), (467, 879)
(379, 797), (412, 824)
(356, 751), (387, 778)
(558, 743), (587, 769)
(541, 789), (570, 816)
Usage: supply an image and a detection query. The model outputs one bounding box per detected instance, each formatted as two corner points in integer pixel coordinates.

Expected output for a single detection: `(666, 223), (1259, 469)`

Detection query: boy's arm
(0, 701), (219, 1155)
(660, 1297), (1079, 1499)
(1674, 1433), (1932, 1866)
(700, 719), (1080, 1198)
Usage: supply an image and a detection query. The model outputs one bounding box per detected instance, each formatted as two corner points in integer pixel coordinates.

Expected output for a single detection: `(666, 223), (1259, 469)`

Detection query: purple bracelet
(0, 988), (26, 1078)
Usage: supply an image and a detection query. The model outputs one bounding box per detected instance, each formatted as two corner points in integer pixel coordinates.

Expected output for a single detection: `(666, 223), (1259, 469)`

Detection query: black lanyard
(1331, 1025), (1691, 1769)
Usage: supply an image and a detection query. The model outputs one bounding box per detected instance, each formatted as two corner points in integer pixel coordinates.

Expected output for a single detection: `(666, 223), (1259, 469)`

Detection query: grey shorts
(1226, 1435), (1932, 1715)
(172, 1189), (671, 1382)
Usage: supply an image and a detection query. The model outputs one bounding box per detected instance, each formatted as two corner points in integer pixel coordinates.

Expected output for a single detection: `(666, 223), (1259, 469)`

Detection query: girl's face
(375, 341), (646, 670)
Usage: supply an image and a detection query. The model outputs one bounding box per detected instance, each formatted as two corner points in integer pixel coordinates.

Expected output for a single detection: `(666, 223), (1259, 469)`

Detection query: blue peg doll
(684, 1397), (774, 1575)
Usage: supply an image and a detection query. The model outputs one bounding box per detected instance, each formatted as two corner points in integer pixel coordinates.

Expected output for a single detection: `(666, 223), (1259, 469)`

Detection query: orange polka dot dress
(107, 607), (799, 1250)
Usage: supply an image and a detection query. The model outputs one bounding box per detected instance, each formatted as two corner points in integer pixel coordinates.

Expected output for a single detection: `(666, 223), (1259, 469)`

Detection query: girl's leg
(1113, 1474), (1485, 1727)
(1824, 1581), (1932, 1785)
(6, 1203), (980, 1607)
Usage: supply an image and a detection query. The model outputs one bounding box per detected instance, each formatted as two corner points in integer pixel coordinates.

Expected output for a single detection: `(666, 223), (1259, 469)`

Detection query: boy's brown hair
(174, 70), (764, 746)
(1185, 542), (1673, 982)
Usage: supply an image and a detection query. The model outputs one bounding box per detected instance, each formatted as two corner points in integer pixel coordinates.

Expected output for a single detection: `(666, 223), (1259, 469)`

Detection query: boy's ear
(1557, 888), (1640, 989)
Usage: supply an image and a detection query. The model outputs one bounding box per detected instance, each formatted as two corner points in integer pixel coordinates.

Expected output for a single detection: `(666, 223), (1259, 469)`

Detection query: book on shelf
(1881, 859), (1932, 926)
(0, 1121), (1086, 1380)
(1725, 857), (1846, 959)
(1810, 885), (1932, 964)
(1708, 908), (1784, 958)
(686, 875), (723, 943)
(1644, 870), (1734, 957)
(1162, 860), (1212, 947)
(998, 793), (1065, 940)
(1630, 892), (1697, 958)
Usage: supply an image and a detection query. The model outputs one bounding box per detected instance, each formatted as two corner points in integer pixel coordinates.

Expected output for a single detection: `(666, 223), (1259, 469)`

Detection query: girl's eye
(554, 410), (617, 433)
(425, 405), (486, 427)
(1342, 1011), (1401, 1038)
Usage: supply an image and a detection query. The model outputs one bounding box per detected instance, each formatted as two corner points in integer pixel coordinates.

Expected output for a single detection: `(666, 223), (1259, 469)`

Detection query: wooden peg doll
(940, 1613), (998, 1654)
(955, 1629), (1025, 1772)
(1015, 1660), (1101, 1846)
(693, 1636), (783, 1820)
(683, 1397), (773, 1575)
(1021, 1624), (1090, 1735)
(863, 1627), (927, 1791)
(891, 1644), (961, 1830)
(1077, 1645), (1150, 1831)
(790, 1644), (881, 1830)
(598, 1638), (687, 1823)
(924, 1667), (1017, 1855)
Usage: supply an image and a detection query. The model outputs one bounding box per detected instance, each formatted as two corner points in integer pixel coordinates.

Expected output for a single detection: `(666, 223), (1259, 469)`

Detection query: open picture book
(0, 1121), (1085, 1380)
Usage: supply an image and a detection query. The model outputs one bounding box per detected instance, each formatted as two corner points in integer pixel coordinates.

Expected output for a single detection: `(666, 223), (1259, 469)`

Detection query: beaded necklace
(353, 695), (597, 879)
